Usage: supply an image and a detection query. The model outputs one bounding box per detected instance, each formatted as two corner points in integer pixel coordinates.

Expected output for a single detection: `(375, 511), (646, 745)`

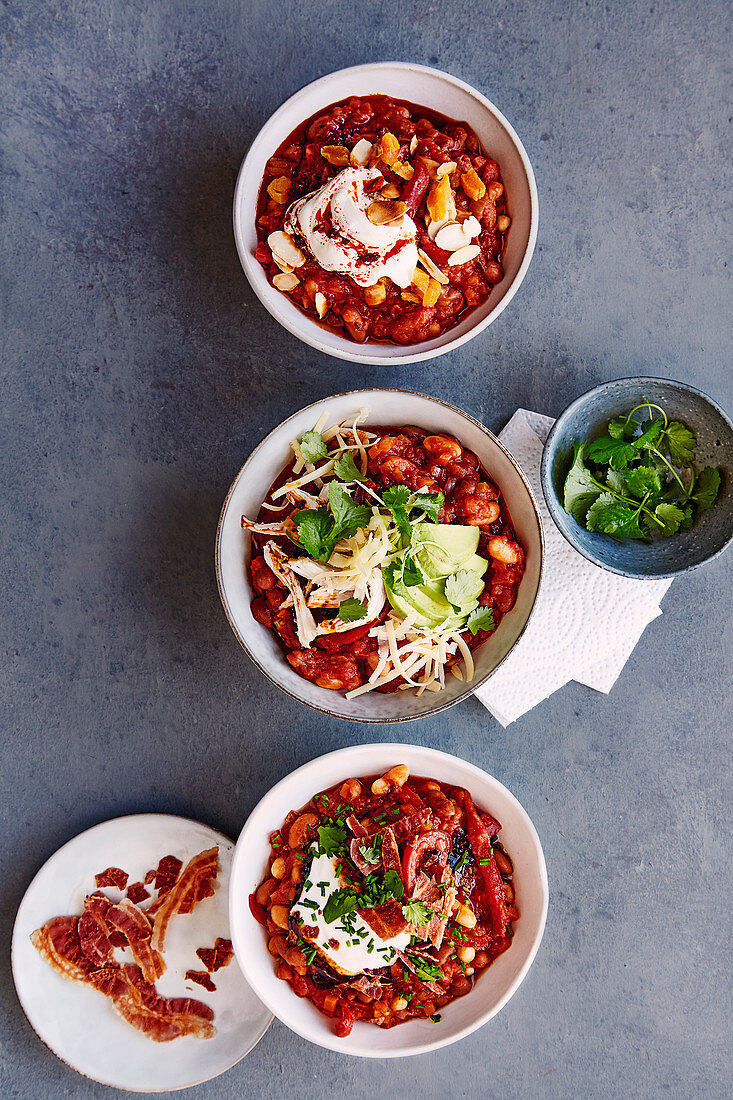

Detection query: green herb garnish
(402, 899), (433, 925)
(444, 569), (485, 610)
(465, 607), (495, 636)
(299, 430), (329, 464)
(338, 597), (367, 622)
(406, 953), (443, 982)
(316, 821), (348, 856)
(563, 402), (721, 540)
(333, 452), (362, 482)
(290, 482), (371, 561)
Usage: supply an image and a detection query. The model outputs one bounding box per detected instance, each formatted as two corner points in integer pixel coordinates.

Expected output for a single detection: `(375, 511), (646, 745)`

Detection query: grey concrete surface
(1, 1), (731, 1097)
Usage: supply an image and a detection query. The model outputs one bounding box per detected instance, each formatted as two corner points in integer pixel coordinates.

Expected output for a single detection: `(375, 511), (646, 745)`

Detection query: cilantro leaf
(585, 435), (637, 470)
(291, 507), (336, 561)
(358, 836), (382, 865)
(692, 466), (721, 511)
(607, 416), (631, 439)
(466, 606), (495, 636)
(316, 822), (348, 856)
(563, 442), (602, 521)
(328, 482), (371, 538)
(633, 418), (664, 451)
(605, 468), (628, 496)
(406, 953), (443, 982)
(663, 421), (696, 465)
(323, 888), (359, 925)
(444, 569), (484, 609)
(299, 430), (328, 464)
(401, 555), (424, 587)
(382, 485), (411, 509)
(679, 504), (694, 531)
(333, 452), (362, 482)
(402, 899), (433, 925)
(413, 491), (444, 522)
(381, 870), (405, 901)
(654, 502), (685, 537)
(338, 597), (368, 622)
(623, 465), (661, 499)
(586, 493), (645, 538)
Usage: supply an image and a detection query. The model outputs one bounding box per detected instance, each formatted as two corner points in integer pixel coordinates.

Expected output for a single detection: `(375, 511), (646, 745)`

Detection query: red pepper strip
(335, 1002), (355, 1038)
(402, 829), (451, 894)
(417, 231), (452, 266)
(462, 793), (508, 938)
(401, 160), (430, 215)
(314, 621), (374, 649)
(248, 892), (266, 927)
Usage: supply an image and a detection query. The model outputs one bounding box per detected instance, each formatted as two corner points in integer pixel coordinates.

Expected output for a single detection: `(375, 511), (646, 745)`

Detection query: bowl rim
(540, 374), (733, 579)
(215, 386), (545, 723)
(228, 742), (550, 1058)
(233, 61), (539, 365)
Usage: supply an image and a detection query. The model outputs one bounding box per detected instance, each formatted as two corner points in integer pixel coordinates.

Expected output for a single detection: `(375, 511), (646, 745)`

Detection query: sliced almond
(417, 156), (441, 179)
(436, 161), (457, 179)
(380, 182), (402, 200)
(435, 222), (473, 252)
(417, 248), (449, 285)
(447, 244), (481, 267)
(350, 138), (373, 167)
(272, 254), (294, 274)
(461, 215), (482, 239)
(320, 144), (350, 166)
(367, 199), (407, 225)
(314, 291), (328, 318)
(273, 272), (300, 292)
(267, 230), (306, 268)
(409, 135), (418, 155)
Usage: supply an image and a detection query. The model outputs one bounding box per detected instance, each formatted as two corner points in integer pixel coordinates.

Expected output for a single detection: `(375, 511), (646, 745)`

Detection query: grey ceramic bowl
(540, 377), (733, 578)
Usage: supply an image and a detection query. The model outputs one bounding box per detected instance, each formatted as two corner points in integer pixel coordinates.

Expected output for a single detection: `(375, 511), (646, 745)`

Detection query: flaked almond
(363, 282), (387, 306)
(380, 182), (402, 200)
(417, 248), (449, 285)
(267, 230), (306, 268)
(436, 160), (457, 179)
(447, 244), (481, 266)
(487, 181), (504, 201)
(320, 144), (350, 166)
(409, 135), (418, 155)
(272, 254), (294, 274)
(350, 138), (373, 167)
(273, 271), (300, 292)
(435, 222), (473, 252)
(417, 156), (441, 179)
(314, 291), (328, 318)
(462, 215), (482, 238)
(367, 199), (407, 225)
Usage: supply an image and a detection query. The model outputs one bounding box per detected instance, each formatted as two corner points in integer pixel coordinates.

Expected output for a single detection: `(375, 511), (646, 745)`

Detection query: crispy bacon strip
(358, 900), (409, 940)
(105, 898), (165, 984)
(380, 828), (402, 876)
(111, 965), (215, 1042)
(195, 937), (233, 973)
(78, 894), (115, 964)
(150, 847), (219, 953)
(349, 837), (378, 876)
(30, 916), (94, 983)
(154, 855), (183, 894)
(94, 867), (128, 890)
(345, 814), (368, 838)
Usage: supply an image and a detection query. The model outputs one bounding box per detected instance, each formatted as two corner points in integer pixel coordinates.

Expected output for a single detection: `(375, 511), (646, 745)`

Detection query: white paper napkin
(474, 410), (674, 726)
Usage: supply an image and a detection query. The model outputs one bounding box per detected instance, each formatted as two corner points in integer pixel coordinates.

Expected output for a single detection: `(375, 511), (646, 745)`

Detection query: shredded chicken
(262, 542), (318, 647)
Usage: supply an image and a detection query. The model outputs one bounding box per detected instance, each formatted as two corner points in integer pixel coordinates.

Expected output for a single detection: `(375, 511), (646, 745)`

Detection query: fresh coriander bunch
(563, 402), (721, 540)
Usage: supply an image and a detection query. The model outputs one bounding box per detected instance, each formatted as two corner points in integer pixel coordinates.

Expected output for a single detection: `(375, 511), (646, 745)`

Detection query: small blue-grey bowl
(540, 377), (733, 578)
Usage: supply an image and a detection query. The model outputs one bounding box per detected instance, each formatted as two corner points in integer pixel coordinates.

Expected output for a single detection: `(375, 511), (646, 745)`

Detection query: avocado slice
(384, 577), (464, 630)
(413, 523), (481, 579)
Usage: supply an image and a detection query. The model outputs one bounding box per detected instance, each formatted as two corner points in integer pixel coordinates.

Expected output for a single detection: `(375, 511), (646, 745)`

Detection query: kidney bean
(251, 598), (274, 628)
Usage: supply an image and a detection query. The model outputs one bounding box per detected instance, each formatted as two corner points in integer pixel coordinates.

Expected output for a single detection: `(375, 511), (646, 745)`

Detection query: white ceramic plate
(229, 743), (549, 1058)
(234, 62), (538, 364)
(216, 388), (544, 722)
(12, 814), (272, 1092)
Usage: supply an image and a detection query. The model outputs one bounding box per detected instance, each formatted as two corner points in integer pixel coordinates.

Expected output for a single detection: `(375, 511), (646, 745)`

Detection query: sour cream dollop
(284, 167), (418, 289)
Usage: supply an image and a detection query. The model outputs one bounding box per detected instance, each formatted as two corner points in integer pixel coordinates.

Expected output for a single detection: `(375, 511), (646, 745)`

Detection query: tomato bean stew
(242, 410), (526, 697)
(255, 95), (510, 345)
(249, 765), (518, 1036)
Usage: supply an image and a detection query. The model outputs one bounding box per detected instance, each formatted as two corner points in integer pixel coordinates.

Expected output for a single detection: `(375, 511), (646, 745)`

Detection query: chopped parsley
(315, 821), (348, 857)
(338, 597), (367, 622)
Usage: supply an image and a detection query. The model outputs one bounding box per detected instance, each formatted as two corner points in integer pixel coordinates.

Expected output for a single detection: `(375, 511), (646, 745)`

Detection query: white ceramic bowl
(233, 62), (538, 365)
(229, 743), (549, 1058)
(216, 388), (543, 722)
